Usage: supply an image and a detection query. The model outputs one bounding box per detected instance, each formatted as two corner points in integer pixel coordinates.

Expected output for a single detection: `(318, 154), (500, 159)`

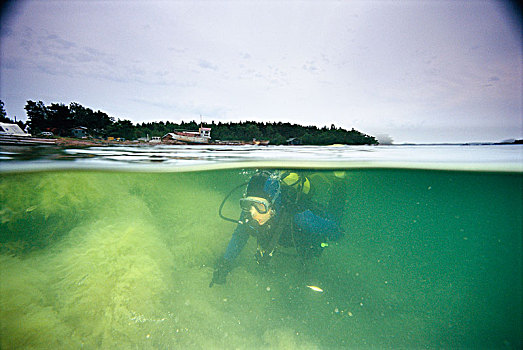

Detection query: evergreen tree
(0, 100), (12, 123)
(47, 103), (73, 134)
(25, 100), (49, 132)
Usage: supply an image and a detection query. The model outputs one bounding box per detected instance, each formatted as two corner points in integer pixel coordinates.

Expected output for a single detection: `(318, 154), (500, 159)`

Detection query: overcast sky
(1, 0), (521, 143)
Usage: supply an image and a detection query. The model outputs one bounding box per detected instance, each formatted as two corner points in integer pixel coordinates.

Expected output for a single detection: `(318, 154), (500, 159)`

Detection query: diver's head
(240, 172), (280, 226)
(240, 196), (273, 225)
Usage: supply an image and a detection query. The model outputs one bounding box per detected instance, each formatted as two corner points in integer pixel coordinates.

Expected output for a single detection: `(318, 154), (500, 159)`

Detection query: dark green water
(0, 167), (521, 349)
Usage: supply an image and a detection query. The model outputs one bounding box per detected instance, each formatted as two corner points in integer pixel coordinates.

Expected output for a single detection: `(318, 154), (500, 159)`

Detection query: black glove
(209, 257), (232, 287)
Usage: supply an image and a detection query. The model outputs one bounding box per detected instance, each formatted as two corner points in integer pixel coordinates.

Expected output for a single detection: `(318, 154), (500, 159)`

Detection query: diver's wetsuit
(223, 183), (344, 264)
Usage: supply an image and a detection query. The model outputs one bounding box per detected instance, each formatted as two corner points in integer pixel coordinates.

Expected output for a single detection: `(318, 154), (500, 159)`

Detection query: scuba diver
(210, 170), (347, 287)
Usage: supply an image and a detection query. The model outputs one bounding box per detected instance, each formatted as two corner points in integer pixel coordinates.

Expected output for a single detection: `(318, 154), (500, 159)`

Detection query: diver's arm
(223, 221), (250, 261)
(294, 209), (343, 241)
(210, 213), (250, 287)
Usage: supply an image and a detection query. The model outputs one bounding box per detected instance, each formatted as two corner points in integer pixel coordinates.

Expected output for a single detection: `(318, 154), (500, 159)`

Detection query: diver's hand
(209, 269), (227, 287)
(209, 258), (232, 287)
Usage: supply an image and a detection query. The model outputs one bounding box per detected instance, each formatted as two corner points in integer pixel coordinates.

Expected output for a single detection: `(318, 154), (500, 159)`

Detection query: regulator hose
(218, 181), (250, 224)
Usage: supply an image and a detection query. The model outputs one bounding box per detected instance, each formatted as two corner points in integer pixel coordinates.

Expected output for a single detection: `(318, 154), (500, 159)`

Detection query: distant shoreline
(2, 135), (522, 148)
(53, 137), (523, 147)
(383, 140), (523, 146)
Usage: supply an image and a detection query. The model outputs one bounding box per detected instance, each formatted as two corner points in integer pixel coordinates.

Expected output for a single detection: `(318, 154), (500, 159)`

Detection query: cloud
(0, 56), (20, 70)
(197, 59), (218, 71)
(43, 34), (76, 50)
(1, 26), (13, 37)
(2, 28), (194, 87)
(302, 60), (318, 73)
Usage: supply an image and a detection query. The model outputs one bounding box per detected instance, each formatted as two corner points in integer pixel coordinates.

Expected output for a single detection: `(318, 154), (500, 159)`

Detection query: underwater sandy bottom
(0, 169), (521, 349)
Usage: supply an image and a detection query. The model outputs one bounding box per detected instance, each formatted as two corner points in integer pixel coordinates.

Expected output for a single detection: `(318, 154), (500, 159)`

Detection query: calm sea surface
(0, 144), (521, 349)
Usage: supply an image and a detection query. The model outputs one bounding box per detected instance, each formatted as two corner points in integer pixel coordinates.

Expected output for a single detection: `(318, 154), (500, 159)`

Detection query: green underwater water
(0, 167), (521, 349)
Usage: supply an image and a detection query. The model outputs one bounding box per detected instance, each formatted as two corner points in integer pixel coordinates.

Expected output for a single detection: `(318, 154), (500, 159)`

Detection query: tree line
(207, 121), (378, 145)
(1, 100), (378, 145)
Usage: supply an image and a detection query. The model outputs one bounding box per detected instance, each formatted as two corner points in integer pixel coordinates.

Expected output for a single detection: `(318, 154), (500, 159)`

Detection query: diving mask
(240, 197), (271, 214)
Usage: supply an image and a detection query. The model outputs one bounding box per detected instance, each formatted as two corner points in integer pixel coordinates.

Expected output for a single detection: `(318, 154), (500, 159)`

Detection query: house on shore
(70, 126), (90, 138)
